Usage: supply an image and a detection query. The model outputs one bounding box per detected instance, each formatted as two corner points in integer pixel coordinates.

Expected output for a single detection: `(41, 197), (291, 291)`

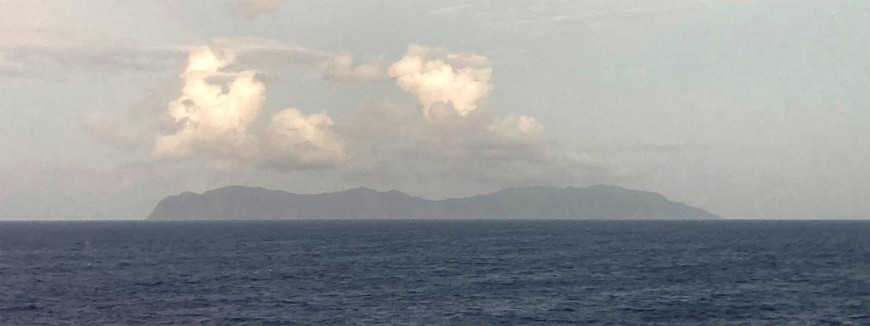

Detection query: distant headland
(147, 185), (719, 220)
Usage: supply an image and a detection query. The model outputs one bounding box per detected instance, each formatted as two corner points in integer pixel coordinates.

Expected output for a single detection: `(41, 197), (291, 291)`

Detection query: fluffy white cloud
(386, 45), (550, 148)
(389, 45), (493, 118)
(154, 45), (346, 168)
(154, 46), (264, 161)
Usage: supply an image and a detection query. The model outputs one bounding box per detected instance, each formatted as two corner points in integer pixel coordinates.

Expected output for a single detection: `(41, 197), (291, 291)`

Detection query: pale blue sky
(1, 0), (868, 219)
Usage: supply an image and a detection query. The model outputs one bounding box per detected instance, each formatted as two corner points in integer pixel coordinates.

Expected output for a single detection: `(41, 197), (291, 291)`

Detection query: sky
(1, 0), (868, 220)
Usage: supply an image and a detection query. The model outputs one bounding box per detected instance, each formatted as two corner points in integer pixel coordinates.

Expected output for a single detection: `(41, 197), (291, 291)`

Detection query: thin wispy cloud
(233, 0), (282, 19)
(0, 45), (187, 79)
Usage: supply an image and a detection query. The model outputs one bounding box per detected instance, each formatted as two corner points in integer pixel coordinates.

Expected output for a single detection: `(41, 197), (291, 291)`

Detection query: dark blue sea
(1, 220), (868, 325)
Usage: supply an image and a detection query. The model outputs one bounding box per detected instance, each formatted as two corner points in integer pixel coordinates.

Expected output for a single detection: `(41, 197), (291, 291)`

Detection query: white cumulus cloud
(154, 45), (346, 169)
(389, 45), (493, 118)
(154, 46), (264, 161)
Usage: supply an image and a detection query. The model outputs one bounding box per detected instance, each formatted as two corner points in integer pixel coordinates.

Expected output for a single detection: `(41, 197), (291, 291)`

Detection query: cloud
(153, 45), (346, 169)
(0, 45), (186, 79)
(487, 113), (545, 143)
(335, 99), (611, 197)
(364, 45), (614, 192)
(389, 45), (493, 118)
(385, 45), (547, 147)
(337, 45), (612, 192)
(154, 46), (264, 161)
(233, 0), (282, 19)
(263, 108), (346, 169)
(209, 37), (389, 83)
(84, 106), (164, 152)
(86, 40), (611, 192)
(320, 55), (388, 83)
(80, 38), (380, 169)
(0, 37), (387, 82)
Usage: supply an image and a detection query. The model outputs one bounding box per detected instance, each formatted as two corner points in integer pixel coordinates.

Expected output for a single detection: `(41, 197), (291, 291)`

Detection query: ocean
(1, 220), (868, 325)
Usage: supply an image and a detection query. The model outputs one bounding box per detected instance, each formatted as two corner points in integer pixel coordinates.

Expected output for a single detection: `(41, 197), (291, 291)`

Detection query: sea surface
(1, 220), (868, 325)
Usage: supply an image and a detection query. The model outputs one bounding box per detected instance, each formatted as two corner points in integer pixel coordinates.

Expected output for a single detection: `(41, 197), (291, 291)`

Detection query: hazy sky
(1, 0), (868, 219)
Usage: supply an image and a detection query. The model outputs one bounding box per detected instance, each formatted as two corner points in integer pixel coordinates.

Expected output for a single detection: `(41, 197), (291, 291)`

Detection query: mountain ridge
(148, 185), (720, 220)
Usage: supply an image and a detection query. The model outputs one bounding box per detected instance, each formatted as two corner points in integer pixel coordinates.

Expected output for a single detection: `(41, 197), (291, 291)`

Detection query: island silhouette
(148, 185), (719, 220)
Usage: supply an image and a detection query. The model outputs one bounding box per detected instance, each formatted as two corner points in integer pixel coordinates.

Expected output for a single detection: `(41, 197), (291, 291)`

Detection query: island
(147, 185), (719, 220)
